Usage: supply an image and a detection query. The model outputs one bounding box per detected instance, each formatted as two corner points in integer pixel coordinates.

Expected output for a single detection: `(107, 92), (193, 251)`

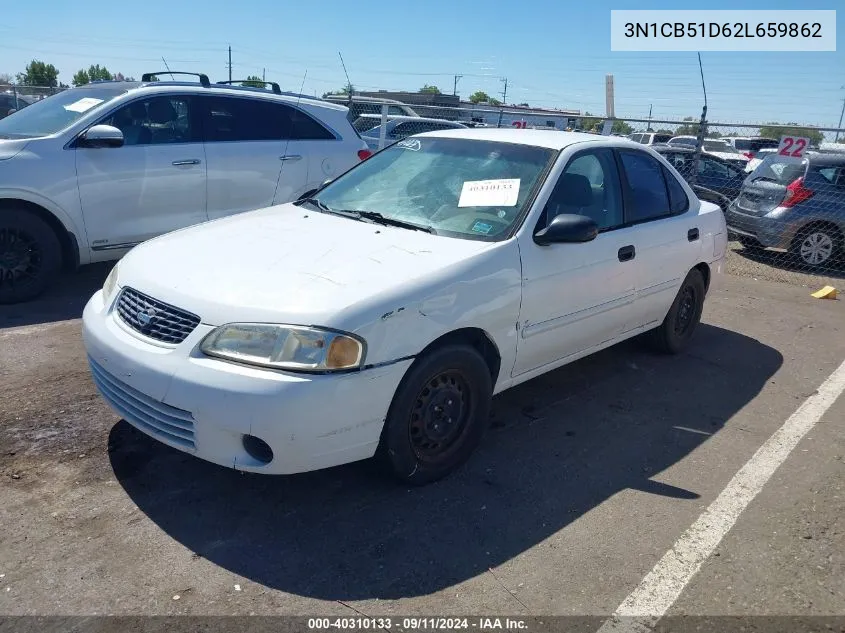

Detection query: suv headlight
(102, 263), (120, 302)
(200, 324), (365, 372)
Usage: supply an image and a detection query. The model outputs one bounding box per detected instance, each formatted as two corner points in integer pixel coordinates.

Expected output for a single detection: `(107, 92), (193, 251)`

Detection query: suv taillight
(782, 177), (814, 208)
(358, 149), (373, 161)
(742, 151), (754, 160)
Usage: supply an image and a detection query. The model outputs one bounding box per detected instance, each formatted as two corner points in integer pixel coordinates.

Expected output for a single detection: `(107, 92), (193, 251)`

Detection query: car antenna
(338, 52), (353, 108)
(275, 69), (308, 198)
(161, 56), (175, 80)
(690, 52), (708, 187)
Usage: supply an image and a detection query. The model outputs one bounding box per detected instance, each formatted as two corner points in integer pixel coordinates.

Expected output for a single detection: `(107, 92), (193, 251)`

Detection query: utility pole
(647, 103), (653, 131)
(496, 77), (508, 128)
(262, 68), (266, 82)
(835, 89), (845, 142)
(227, 46), (232, 82)
(453, 74), (462, 96)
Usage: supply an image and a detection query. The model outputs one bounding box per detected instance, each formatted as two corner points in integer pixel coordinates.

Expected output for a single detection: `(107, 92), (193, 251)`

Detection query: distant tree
(488, 97), (502, 106)
(516, 102), (529, 107)
(612, 120), (633, 135)
(419, 84), (441, 94)
(580, 111), (602, 131)
(72, 64), (113, 87)
(243, 75), (265, 88)
(72, 69), (89, 87)
(758, 123), (824, 147)
(16, 60), (59, 87)
(655, 128), (673, 135)
(469, 91), (490, 104)
(113, 72), (134, 82)
(0, 73), (11, 85)
(674, 116), (701, 137)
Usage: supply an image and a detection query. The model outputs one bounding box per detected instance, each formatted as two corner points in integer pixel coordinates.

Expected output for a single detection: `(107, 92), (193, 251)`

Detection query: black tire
(789, 224), (842, 269)
(377, 344), (493, 485)
(649, 269), (706, 355)
(0, 209), (62, 304)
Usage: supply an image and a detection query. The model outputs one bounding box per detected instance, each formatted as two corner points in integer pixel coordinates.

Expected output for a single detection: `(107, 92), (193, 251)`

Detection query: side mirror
(534, 213), (598, 246)
(79, 125), (124, 149)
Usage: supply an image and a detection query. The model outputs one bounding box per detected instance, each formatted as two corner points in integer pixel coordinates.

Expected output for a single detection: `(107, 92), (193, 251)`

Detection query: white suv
(0, 73), (369, 303)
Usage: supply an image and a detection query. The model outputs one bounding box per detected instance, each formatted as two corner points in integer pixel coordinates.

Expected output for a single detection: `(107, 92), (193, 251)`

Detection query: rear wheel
(649, 269), (706, 355)
(377, 345), (492, 485)
(0, 209), (62, 304)
(790, 224), (841, 268)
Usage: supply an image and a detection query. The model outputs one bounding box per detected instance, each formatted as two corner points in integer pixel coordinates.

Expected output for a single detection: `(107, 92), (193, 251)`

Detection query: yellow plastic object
(810, 286), (837, 300)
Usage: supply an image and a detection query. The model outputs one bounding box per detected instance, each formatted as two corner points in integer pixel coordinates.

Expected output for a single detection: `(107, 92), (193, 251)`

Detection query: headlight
(102, 263), (120, 301)
(200, 324), (365, 372)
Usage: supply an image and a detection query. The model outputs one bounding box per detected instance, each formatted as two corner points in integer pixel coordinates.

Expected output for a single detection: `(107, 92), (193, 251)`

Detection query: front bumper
(82, 290), (413, 474)
(725, 204), (797, 249)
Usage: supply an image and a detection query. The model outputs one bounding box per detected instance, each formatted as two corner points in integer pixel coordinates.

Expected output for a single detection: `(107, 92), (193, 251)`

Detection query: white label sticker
(458, 179), (520, 208)
(777, 135), (810, 159)
(63, 97), (104, 113)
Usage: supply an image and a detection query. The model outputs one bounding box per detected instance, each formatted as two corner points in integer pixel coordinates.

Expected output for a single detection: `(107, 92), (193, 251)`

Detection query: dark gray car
(726, 153), (845, 268)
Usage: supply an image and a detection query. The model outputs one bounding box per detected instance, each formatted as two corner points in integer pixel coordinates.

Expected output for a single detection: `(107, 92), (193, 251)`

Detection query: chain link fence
(0, 84), (67, 118)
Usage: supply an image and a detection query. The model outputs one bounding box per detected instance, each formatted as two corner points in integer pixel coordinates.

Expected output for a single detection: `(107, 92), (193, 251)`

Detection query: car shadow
(0, 263), (112, 330)
(730, 241), (845, 280)
(109, 324), (781, 600)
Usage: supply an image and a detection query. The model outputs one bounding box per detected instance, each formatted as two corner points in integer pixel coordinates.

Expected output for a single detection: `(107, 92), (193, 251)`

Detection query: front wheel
(0, 209), (62, 304)
(649, 268), (706, 355)
(377, 345), (493, 485)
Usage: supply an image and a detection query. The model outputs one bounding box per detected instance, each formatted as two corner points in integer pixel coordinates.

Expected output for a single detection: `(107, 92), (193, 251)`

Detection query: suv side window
(203, 97), (288, 142)
(103, 96), (195, 146)
(539, 149), (624, 231)
(618, 150), (672, 223)
(289, 107), (335, 140)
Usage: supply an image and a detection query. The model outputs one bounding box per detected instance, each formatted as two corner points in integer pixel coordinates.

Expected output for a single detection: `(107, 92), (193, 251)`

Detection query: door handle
(279, 155), (302, 162)
(618, 245), (636, 262)
(688, 227), (700, 242)
(172, 159), (201, 166)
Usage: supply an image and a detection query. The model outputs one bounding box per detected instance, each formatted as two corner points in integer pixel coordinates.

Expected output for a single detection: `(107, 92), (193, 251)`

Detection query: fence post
(378, 104), (388, 151)
(689, 105), (708, 187)
(12, 85), (18, 111)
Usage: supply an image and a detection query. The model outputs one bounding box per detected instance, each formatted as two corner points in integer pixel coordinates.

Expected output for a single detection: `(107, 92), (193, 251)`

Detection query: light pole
(835, 86), (845, 142)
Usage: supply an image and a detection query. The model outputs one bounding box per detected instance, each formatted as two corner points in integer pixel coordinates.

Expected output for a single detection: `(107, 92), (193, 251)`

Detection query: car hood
(117, 204), (492, 327)
(0, 138), (30, 161)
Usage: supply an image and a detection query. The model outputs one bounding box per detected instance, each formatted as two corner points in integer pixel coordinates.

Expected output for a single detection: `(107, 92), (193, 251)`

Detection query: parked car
(0, 73), (370, 303)
(719, 136), (779, 160)
(727, 153), (845, 267)
(667, 136), (750, 168)
(82, 129), (726, 485)
(360, 116), (467, 150)
(0, 92), (35, 118)
(628, 132), (673, 145)
(653, 145), (746, 205)
(323, 94), (419, 121)
(745, 147), (778, 173)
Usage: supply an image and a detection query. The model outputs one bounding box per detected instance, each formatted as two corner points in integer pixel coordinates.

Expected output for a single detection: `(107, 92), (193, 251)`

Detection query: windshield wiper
(343, 210), (437, 234)
(298, 197), (362, 220)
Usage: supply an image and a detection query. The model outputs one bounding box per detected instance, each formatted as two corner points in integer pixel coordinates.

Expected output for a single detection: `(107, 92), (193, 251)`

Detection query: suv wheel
(790, 225), (840, 268)
(0, 209), (62, 304)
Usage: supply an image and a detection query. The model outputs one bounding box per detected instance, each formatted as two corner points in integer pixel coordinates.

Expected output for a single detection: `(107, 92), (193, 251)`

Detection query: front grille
(89, 357), (196, 450)
(116, 287), (200, 344)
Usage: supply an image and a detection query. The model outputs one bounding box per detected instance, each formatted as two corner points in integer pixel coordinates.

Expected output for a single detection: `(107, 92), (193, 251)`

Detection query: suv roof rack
(216, 79), (282, 94)
(141, 71), (210, 87)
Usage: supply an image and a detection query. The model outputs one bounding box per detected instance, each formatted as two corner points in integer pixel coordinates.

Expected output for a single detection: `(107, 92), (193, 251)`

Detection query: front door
(513, 148), (637, 376)
(76, 94), (207, 255)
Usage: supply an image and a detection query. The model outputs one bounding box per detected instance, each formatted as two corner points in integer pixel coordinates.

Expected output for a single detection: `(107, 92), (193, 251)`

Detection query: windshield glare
(0, 87), (126, 138)
(307, 137), (555, 241)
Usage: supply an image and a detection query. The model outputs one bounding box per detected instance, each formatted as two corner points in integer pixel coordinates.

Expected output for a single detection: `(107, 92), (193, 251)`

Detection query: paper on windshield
(63, 97), (104, 113)
(458, 179), (520, 208)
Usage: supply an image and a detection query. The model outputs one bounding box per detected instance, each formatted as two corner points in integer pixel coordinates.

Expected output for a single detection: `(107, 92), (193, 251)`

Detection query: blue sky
(1, 0), (843, 128)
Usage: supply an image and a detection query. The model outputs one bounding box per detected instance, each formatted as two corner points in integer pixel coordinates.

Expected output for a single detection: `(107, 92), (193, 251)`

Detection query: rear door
(201, 95), (308, 221)
(616, 149), (704, 329)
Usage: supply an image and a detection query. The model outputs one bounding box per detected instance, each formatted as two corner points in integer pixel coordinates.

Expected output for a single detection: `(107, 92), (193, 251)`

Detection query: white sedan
(83, 129), (727, 485)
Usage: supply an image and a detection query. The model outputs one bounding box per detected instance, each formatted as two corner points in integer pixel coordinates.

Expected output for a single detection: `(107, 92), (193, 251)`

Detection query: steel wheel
(673, 285), (697, 336)
(409, 370), (471, 463)
(0, 227), (43, 290)
(798, 231), (834, 266)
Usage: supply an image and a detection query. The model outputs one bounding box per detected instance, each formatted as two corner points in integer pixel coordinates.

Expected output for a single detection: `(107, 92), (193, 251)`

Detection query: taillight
(358, 149), (372, 161)
(782, 177), (814, 208)
(742, 151), (754, 160)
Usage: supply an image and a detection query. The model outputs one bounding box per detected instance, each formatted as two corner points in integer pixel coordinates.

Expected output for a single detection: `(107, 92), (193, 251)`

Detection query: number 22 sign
(777, 136), (810, 158)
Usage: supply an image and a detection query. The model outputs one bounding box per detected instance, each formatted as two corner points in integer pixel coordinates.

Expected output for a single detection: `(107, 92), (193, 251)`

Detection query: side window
(662, 166), (690, 214)
(203, 97), (289, 142)
(289, 107), (335, 140)
(619, 150), (671, 223)
(541, 149), (623, 231)
(103, 96), (194, 146)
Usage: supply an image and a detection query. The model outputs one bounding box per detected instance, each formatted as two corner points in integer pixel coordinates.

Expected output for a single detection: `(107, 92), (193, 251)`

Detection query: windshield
(0, 87), (126, 139)
(304, 137), (556, 241)
(704, 140), (740, 154)
(748, 155), (807, 185)
(670, 137), (697, 147)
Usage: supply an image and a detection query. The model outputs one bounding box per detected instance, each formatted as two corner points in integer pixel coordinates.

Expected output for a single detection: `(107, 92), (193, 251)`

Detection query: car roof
(807, 153), (845, 166)
(417, 127), (640, 150)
